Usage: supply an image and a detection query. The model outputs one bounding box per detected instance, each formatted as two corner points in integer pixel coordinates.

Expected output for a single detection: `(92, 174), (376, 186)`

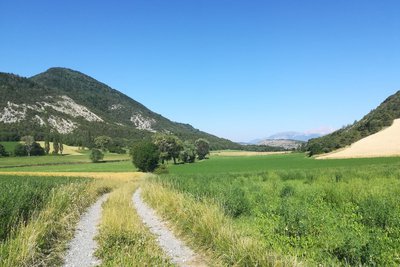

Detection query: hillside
(306, 90), (400, 155)
(318, 119), (400, 159)
(0, 68), (240, 149)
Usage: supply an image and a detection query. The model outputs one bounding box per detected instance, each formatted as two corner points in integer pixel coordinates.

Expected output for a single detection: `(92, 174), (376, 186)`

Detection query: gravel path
(133, 188), (206, 267)
(63, 193), (109, 267)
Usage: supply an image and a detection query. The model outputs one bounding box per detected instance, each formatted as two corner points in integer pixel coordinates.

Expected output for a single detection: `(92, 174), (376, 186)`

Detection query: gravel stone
(63, 193), (109, 267)
(133, 188), (206, 267)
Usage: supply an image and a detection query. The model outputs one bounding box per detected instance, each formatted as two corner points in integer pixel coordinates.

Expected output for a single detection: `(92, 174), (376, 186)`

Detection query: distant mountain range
(0, 67), (240, 150)
(247, 131), (328, 149)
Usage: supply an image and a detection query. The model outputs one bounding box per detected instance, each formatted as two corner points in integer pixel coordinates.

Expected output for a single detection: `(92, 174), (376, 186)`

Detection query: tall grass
(0, 176), (88, 242)
(142, 181), (298, 266)
(0, 176), (113, 266)
(148, 164), (400, 265)
(96, 179), (172, 266)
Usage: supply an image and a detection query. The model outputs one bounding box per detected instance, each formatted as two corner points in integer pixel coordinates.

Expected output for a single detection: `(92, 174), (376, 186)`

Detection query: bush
(31, 142), (45, 156)
(90, 149), (104, 163)
(0, 144), (9, 157)
(14, 144), (27, 156)
(130, 141), (159, 172)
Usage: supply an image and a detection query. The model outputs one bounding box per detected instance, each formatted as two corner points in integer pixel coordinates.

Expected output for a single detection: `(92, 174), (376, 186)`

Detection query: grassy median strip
(96, 179), (173, 266)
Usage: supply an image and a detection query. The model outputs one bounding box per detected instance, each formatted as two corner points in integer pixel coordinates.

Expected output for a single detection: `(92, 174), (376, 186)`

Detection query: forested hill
(0, 68), (240, 150)
(306, 90), (400, 155)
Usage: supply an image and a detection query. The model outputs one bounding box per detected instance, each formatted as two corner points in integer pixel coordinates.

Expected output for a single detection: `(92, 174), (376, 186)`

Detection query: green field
(0, 174), (112, 266)
(0, 142), (19, 154)
(147, 153), (400, 265)
(0, 175), (91, 241)
(169, 153), (400, 174)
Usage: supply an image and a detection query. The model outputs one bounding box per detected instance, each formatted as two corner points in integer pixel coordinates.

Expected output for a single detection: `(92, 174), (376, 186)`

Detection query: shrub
(130, 141), (159, 172)
(90, 149), (104, 163)
(0, 144), (9, 157)
(14, 144), (27, 156)
(31, 142), (45, 156)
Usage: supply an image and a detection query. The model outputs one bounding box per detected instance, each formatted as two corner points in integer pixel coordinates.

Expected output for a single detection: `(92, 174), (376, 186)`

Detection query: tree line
(130, 133), (210, 172)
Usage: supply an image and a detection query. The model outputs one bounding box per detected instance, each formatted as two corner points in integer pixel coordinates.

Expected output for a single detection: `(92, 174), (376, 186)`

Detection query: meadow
(144, 153), (400, 266)
(0, 164), (170, 265)
(2, 150), (400, 266)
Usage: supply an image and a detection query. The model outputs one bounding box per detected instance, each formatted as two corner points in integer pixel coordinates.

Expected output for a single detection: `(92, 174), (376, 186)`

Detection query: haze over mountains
(0, 67), (240, 149)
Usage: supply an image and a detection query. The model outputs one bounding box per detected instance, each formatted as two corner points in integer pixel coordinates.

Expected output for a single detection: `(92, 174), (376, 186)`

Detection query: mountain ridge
(306, 90), (400, 155)
(0, 68), (240, 149)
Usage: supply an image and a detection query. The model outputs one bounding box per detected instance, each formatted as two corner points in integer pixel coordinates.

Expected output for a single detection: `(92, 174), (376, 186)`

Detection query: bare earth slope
(318, 119), (400, 159)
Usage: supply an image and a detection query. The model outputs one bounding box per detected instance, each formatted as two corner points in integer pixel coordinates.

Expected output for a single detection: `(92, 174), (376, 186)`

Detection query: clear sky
(1, 0), (399, 142)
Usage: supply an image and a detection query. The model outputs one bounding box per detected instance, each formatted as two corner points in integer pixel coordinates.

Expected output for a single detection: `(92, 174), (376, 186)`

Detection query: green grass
(96, 179), (173, 266)
(146, 154), (400, 265)
(0, 175), (90, 241)
(0, 160), (135, 172)
(0, 174), (115, 266)
(0, 141), (19, 154)
(0, 149), (132, 172)
(168, 153), (400, 175)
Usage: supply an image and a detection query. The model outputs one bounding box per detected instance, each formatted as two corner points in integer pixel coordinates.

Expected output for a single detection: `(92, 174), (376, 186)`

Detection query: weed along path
(63, 193), (110, 267)
(133, 188), (206, 267)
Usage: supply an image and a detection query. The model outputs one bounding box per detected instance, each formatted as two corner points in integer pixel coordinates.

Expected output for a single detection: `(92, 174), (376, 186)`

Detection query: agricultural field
(143, 153), (400, 266)
(2, 151), (400, 266)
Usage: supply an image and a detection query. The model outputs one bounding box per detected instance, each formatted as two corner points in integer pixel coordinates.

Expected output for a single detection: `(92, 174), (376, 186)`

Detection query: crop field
(0, 174), (109, 266)
(0, 175), (90, 242)
(144, 153), (400, 265)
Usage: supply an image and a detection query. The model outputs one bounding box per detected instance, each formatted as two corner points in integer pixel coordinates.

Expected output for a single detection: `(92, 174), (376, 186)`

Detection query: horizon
(1, 1), (399, 142)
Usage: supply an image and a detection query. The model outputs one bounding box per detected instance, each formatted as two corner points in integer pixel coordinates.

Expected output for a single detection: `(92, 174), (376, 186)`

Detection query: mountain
(267, 131), (324, 142)
(306, 90), (400, 155)
(0, 68), (240, 150)
(258, 139), (304, 150)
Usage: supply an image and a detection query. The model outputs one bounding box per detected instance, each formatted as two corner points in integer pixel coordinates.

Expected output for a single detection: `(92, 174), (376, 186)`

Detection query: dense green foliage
(0, 175), (90, 241)
(0, 144), (8, 157)
(195, 138), (210, 160)
(13, 142), (45, 157)
(306, 90), (400, 155)
(90, 148), (104, 163)
(130, 141), (160, 172)
(154, 155), (400, 265)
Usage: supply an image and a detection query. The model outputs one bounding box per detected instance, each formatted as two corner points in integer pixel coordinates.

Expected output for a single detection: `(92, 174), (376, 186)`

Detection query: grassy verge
(96, 178), (173, 266)
(0, 176), (114, 266)
(141, 181), (298, 266)
(151, 163), (400, 265)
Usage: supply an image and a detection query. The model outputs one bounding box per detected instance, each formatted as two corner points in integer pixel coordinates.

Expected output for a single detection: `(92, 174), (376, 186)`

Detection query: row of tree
(130, 134), (210, 172)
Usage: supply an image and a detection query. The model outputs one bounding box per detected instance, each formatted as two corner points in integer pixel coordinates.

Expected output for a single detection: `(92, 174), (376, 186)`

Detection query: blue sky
(1, 0), (399, 142)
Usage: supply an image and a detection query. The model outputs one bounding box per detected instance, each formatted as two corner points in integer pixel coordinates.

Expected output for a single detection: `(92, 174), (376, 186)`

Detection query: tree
(195, 138), (210, 160)
(20, 135), (34, 156)
(90, 148), (104, 163)
(179, 141), (196, 163)
(130, 141), (160, 172)
(53, 141), (59, 155)
(31, 142), (45, 156)
(94, 136), (112, 152)
(59, 143), (64, 155)
(14, 144), (27, 156)
(153, 134), (183, 164)
(0, 144), (9, 157)
(44, 139), (50, 154)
